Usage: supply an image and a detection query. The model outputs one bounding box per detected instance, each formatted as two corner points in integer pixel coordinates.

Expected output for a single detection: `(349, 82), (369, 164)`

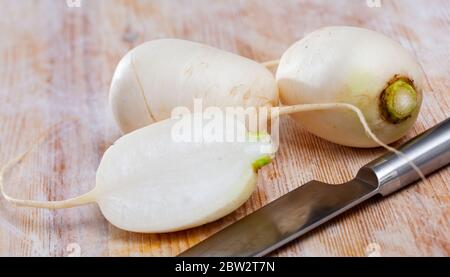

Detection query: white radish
(0, 115), (273, 233)
(110, 39), (279, 134)
(275, 26), (424, 147)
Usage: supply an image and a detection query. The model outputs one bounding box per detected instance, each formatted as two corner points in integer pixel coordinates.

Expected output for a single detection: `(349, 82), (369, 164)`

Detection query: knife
(179, 117), (450, 257)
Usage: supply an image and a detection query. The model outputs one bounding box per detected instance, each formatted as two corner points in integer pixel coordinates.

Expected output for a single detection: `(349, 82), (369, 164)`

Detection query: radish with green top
(274, 26), (424, 147)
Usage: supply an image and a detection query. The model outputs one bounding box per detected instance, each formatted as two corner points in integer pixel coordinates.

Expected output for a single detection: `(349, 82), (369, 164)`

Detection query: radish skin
(110, 39), (279, 134)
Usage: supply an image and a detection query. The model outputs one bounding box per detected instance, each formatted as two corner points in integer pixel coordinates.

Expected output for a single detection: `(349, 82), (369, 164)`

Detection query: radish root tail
(275, 103), (427, 184)
(0, 119), (96, 209)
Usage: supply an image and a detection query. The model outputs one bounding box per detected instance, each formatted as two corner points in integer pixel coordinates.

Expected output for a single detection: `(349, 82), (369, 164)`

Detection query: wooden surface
(0, 0), (449, 257)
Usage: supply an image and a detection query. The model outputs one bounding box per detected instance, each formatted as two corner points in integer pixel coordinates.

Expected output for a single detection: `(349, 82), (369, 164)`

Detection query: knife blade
(179, 118), (450, 257)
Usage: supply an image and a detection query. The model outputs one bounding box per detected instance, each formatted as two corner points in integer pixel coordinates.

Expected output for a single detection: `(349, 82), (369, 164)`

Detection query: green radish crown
(380, 77), (419, 124)
(252, 155), (272, 172)
(247, 132), (273, 172)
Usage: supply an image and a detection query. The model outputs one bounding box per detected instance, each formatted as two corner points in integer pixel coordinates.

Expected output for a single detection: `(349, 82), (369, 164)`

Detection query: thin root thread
(274, 103), (427, 185)
(0, 118), (96, 209)
(262, 57), (426, 185)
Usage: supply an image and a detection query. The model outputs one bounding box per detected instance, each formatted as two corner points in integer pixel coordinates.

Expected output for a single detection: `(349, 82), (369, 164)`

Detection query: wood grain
(0, 0), (448, 257)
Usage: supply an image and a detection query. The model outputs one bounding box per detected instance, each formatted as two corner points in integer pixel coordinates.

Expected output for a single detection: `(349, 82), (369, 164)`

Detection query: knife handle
(358, 117), (450, 196)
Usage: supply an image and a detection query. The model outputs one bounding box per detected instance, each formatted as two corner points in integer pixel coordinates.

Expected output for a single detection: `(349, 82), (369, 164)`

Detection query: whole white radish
(110, 39), (279, 133)
(276, 26), (425, 147)
(0, 115), (273, 233)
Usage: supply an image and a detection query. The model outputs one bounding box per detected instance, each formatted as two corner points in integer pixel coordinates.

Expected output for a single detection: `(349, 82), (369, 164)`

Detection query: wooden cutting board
(0, 0), (448, 257)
